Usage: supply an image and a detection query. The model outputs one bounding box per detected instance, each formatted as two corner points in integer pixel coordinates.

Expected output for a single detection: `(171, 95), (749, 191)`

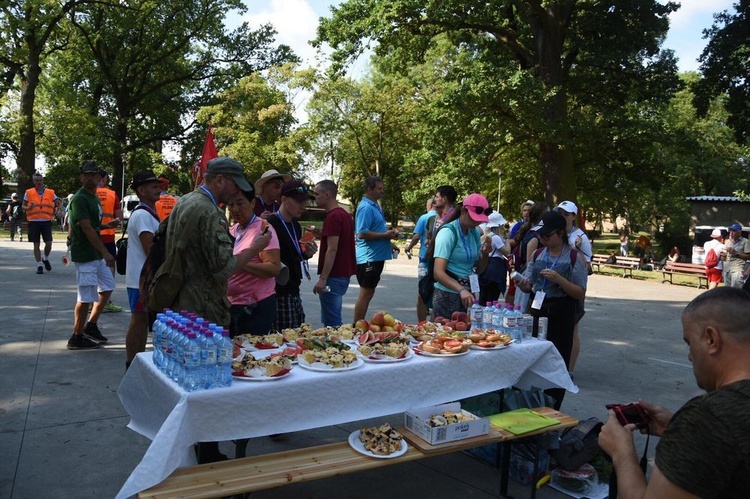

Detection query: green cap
(206, 157), (251, 192)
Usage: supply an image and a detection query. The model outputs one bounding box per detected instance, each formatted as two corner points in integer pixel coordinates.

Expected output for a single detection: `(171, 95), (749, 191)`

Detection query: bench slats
(661, 262), (708, 289)
(591, 254), (641, 277)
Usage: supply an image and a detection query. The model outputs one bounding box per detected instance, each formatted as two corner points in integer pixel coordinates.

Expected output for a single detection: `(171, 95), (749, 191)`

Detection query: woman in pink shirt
(227, 189), (281, 336)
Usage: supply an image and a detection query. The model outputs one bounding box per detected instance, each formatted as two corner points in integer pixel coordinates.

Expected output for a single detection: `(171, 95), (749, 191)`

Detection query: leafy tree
(316, 0), (678, 205)
(197, 65), (306, 182)
(693, 0), (750, 144)
(0, 0), (84, 192)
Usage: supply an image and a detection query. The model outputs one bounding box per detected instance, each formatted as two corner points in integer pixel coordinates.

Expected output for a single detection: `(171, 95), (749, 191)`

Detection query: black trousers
(529, 294), (577, 410)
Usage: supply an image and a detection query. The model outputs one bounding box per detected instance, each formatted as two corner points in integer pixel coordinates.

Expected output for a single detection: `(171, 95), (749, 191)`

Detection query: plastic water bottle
(152, 313), (165, 368)
(183, 332), (202, 392)
(512, 305), (524, 343)
(200, 330), (219, 389)
(418, 261), (428, 279)
(491, 301), (503, 330)
(163, 321), (177, 377)
(469, 300), (483, 330)
(483, 302), (494, 330)
(502, 303), (515, 336)
(216, 329), (233, 388)
(173, 327), (188, 385)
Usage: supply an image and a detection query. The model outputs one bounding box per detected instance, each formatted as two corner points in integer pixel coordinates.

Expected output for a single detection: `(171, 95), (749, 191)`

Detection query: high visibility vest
(155, 194), (178, 220)
(25, 188), (56, 221)
(96, 187), (117, 237)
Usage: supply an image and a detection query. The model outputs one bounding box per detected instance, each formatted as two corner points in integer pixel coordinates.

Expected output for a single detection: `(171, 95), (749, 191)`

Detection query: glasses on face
(269, 180), (284, 188)
(283, 185), (310, 196)
(539, 231), (560, 240)
(465, 205), (492, 216)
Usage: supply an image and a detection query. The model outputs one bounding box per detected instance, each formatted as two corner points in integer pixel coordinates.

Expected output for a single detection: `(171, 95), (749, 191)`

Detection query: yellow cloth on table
(490, 408), (560, 435)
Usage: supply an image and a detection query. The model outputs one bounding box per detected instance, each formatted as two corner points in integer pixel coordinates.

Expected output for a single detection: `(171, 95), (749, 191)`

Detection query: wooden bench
(139, 407), (577, 499)
(591, 254), (642, 277)
(661, 261), (708, 289)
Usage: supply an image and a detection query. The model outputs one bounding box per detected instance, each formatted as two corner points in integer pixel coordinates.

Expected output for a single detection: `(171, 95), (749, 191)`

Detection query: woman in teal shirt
(432, 193), (492, 319)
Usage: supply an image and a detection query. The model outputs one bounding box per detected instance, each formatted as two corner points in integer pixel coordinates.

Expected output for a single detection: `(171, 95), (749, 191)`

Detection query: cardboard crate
(404, 402), (489, 445)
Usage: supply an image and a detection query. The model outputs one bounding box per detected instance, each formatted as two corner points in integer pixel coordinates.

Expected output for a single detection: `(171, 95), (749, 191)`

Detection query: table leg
(499, 441), (513, 498)
(234, 438), (250, 458)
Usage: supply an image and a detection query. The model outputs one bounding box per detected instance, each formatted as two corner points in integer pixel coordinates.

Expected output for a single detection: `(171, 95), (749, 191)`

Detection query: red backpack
(704, 248), (719, 268)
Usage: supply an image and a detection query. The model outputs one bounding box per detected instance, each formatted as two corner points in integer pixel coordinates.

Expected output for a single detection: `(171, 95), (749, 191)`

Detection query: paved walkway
(0, 237), (703, 498)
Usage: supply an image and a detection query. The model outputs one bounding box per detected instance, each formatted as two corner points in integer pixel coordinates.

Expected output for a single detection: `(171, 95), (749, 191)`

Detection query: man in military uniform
(162, 157), (271, 463)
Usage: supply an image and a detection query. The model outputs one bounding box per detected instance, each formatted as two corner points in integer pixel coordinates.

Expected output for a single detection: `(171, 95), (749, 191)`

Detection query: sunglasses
(283, 185), (310, 196)
(539, 231), (561, 239)
(465, 205), (492, 216)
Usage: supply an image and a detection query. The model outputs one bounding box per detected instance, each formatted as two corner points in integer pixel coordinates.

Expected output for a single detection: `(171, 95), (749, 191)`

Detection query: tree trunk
(535, 6), (577, 206)
(112, 116), (129, 197)
(17, 51), (42, 193)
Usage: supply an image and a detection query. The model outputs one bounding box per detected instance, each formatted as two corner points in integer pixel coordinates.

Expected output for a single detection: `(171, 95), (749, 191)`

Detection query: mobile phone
(605, 403), (650, 429)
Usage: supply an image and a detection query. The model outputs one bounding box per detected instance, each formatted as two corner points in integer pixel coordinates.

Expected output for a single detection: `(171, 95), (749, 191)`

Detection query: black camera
(605, 403), (651, 429)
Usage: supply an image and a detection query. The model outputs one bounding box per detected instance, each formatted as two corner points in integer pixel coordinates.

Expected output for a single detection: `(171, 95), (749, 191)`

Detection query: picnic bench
(591, 253), (642, 277)
(139, 407), (577, 499)
(661, 261), (708, 289)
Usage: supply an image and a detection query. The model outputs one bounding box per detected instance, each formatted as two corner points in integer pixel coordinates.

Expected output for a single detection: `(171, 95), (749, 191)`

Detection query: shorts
(706, 267), (723, 283)
(127, 287), (147, 313)
(75, 259), (116, 303)
(275, 293), (305, 330)
(27, 221), (53, 244)
(356, 261), (385, 289)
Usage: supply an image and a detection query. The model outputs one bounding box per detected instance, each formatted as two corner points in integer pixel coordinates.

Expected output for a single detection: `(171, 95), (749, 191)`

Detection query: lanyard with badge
(457, 225), (481, 294)
(531, 249), (561, 310)
(234, 215), (257, 245)
(276, 211), (310, 280)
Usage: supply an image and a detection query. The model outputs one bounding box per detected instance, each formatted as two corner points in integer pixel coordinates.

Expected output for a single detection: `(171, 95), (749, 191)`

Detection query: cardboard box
(404, 402), (489, 445)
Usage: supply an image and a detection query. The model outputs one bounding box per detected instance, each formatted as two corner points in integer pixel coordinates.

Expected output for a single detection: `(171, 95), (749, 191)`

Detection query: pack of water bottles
(468, 300), (533, 343)
(152, 309), (234, 392)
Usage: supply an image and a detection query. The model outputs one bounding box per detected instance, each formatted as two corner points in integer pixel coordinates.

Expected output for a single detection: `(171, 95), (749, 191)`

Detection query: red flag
(193, 125), (218, 188)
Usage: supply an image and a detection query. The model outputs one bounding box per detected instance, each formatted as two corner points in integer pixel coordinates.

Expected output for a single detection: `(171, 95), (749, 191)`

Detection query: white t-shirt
(704, 239), (726, 270)
(568, 227), (592, 263)
(126, 205), (160, 289)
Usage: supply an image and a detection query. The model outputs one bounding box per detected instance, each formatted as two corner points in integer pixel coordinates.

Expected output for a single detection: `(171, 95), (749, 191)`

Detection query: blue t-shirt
(522, 245), (588, 298)
(413, 209), (437, 260)
(355, 197), (392, 264)
(433, 219), (481, 293)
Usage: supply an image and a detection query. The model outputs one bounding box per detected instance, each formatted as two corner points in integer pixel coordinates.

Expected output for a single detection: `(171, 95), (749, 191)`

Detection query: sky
(238, 0), (738, 73)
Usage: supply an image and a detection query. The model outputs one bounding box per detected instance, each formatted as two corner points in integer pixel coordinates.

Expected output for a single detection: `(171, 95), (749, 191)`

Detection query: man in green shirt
(67, 160), (118, 350)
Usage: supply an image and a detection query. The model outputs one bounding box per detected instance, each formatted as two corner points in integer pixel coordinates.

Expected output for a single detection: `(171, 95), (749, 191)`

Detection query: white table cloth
(117, 340), (576, 498)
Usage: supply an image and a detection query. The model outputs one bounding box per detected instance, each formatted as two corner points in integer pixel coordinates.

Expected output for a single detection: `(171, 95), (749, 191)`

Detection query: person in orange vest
(23, 172), (61, 274)
(96, 169), (123, 312)
(155, 177), (179, 220)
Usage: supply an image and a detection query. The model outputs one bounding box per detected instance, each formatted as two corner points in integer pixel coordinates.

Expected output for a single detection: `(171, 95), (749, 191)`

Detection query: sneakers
(43, 259), (52, 271)
(83, 323), (108, 343)
(67, 334), (100, 350)
(36, 266), (44, 274)
(103, 302), (122, 313)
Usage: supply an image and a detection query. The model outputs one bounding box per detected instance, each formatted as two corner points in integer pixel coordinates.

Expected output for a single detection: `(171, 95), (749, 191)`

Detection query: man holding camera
(599, 287), (750, 497)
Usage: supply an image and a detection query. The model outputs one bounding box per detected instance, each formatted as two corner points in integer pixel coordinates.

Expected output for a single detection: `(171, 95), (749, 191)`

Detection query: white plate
(413, 347), (470, 357)
(232, 369), (292, 381)
(469, 342), (512, 351)
(297, 357), (364, 372)
(348, 430), (408, 459)
(357, 348), (413, 363)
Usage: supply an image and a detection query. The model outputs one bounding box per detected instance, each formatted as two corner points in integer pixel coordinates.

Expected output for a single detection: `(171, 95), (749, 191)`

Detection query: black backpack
(139, 215), (170, 311)
(548, 417), (603, 471)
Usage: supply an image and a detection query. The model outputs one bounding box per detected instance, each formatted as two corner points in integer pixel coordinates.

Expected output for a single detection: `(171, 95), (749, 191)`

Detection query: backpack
(116, 205), (159, 276)
(704, 248), (719, 268)
(139, 216), (183, 313)
(548, 417), (603, 471)
(418, 222), (461, 305)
